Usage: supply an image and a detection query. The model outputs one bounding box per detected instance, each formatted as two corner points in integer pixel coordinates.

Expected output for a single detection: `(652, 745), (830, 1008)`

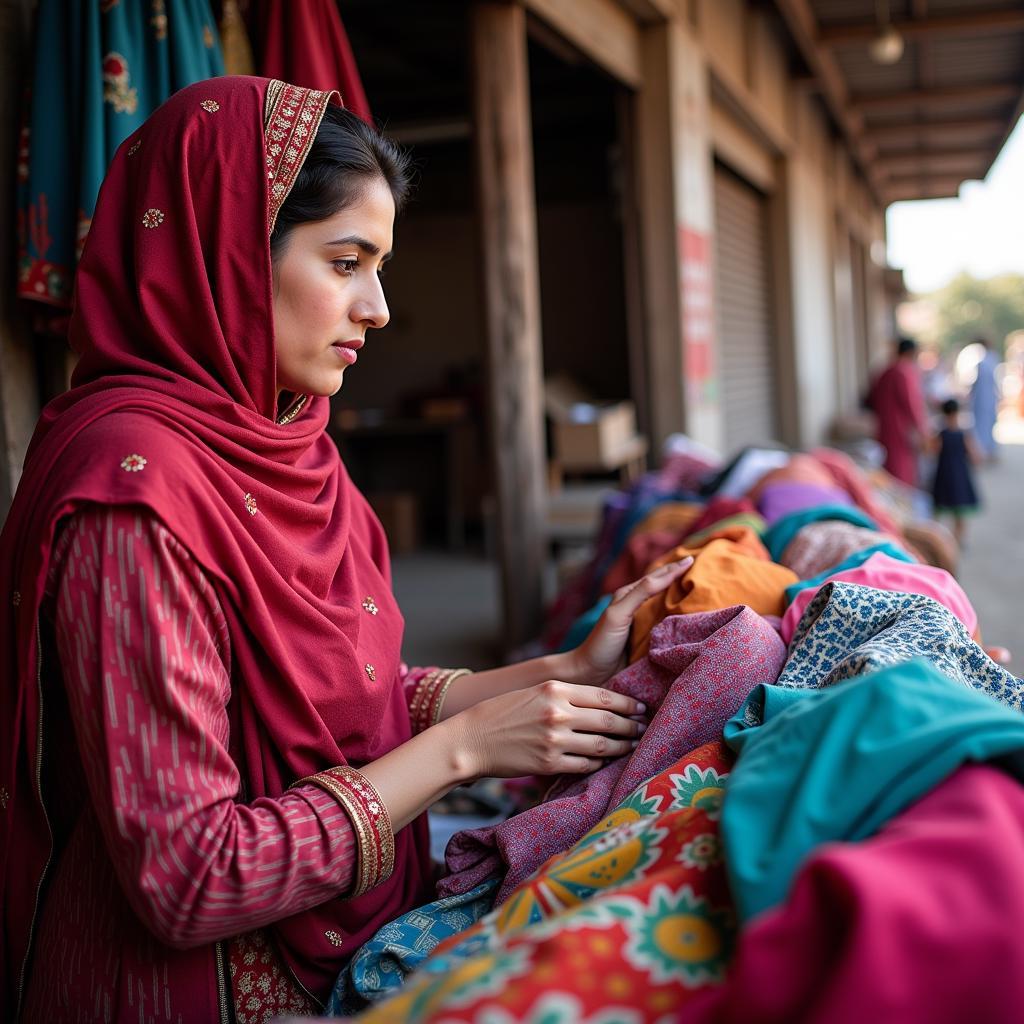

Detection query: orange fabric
(625, 501), (704, 541)
(683, 524), (772, 559)
(629, 532), (798, 662)
(602, 528), (693, 594)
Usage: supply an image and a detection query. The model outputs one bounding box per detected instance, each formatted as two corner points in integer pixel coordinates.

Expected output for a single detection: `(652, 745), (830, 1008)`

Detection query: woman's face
(272, 175), (395, 401)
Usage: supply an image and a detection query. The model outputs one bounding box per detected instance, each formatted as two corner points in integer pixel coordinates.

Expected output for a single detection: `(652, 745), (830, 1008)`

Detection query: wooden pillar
(0, 0), (39, 520)
(470, 2), (547, 651)
(635, 19), (719, 453)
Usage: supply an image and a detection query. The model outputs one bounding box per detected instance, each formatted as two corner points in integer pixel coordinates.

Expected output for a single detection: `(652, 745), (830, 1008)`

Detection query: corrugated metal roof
(791, 1), (1024, 201)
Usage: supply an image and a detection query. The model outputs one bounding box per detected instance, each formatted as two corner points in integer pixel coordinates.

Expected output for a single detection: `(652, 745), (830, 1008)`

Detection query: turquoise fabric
(783, 542), (916, 605)
(17, 0), (224, 306)
(761, 505), (880, 563)
(721, 659), (1024, 922)
(328, 879), (498, 1015)
(557, 594), (613, 653)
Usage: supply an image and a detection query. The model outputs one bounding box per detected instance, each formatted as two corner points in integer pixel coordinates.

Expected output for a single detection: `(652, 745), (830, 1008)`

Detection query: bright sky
(886, 115), (1024, 295)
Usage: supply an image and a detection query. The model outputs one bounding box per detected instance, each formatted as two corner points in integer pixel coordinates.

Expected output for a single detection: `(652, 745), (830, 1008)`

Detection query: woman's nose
(351, 277), (390, 330)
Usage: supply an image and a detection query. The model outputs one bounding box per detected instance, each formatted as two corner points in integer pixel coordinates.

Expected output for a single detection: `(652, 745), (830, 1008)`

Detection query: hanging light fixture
(869, 0), (905, 64)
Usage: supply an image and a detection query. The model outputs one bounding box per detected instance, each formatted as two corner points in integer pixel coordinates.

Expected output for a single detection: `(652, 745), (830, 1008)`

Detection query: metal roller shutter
(713, 163), (778, 451)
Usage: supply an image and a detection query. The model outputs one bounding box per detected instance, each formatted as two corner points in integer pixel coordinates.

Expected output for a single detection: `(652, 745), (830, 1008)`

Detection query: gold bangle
(429, 668), (471, 727)
(408, 668), (445, 735)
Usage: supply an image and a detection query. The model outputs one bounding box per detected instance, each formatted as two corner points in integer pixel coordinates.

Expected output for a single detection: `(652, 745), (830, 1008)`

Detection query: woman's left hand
(566, 556), (694, 688)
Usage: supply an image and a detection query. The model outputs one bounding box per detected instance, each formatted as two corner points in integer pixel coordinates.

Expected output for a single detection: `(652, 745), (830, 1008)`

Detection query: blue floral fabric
(721, 659), (1024, 921)
(778, 581), (1023, 710)
(327, 880), (498, 1015)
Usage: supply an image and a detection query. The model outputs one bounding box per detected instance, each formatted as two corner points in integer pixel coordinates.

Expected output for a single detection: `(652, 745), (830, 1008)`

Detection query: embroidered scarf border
(264, 80), (338, 234)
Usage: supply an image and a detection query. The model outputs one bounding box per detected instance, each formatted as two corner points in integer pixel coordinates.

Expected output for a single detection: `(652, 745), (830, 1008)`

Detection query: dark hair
(270, 105), (412, 263)
(941, 397), (959, 416)
(897, 336), (918, 357)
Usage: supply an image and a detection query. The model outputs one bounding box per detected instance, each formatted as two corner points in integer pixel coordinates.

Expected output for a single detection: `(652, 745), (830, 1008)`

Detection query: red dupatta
(0, 76), (431, 1016)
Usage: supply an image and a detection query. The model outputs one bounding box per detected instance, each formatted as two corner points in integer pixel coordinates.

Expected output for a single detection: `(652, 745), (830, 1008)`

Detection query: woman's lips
(331, 340), (362, 365)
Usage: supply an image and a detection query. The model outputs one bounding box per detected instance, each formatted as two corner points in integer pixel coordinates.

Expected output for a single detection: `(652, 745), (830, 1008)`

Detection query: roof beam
(820, 9), (1024, 45)
(851, 83), (1019, 114)
(875, 156), (990, 180)
(874, 149), (992, 174)
(771, 0), (875, 185)
(865, 118), (1005, 144)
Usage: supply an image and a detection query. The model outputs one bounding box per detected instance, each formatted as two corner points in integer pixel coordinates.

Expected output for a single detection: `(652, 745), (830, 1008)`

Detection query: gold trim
(430, 669), (471, 727)
(263, 79), (339, 234)
(292, 766), (394, 898)
(275, 393), (307, 425)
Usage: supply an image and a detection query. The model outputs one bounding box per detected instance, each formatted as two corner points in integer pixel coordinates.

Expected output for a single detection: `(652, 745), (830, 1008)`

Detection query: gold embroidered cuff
(407, 667), (471, 734)
(429, 668), (471, 727)
(294, 766), (394, 898)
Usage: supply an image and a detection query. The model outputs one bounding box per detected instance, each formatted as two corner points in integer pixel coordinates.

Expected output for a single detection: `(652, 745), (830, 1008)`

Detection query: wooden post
(470, 2), (547, 652)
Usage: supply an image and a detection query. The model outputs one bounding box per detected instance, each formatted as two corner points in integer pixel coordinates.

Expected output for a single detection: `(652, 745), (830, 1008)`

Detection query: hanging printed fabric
(16, 0), (225, 309)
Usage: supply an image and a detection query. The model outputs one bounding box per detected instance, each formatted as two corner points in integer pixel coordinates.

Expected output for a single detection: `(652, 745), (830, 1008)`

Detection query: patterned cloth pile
(330, 444), (1024, 1022)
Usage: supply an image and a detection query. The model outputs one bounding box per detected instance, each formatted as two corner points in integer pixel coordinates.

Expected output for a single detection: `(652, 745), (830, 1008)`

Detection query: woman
(0, 77), (689, 1022)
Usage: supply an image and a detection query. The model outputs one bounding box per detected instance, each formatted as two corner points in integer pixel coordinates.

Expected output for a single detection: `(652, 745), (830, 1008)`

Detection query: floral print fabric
(358, 742), (737, 1024)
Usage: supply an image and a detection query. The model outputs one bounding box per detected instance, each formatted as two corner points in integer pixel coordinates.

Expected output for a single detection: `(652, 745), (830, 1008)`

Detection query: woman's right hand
(446, 679), (646, 780)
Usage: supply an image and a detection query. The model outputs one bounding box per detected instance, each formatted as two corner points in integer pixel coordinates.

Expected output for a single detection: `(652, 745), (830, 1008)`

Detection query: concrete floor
(957, 415), (1024, 657)
(391, 547), (503, 670)
(394, 417), (1024, 671)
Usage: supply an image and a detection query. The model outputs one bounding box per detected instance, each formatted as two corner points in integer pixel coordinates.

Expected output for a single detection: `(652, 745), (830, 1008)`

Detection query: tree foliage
(923, 273), (1024, 355)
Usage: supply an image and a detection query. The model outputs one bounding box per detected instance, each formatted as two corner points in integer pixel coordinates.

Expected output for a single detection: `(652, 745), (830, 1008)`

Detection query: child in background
(931, 397), (980, 545)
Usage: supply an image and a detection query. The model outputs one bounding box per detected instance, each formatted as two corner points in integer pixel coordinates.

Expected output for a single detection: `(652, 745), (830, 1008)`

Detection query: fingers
(609, 557), (694, 618)
(559, 755), (607, 775)
(571, 706), (647, 738)
(555, 681), (645, 718)
(566, 730), (637, 759)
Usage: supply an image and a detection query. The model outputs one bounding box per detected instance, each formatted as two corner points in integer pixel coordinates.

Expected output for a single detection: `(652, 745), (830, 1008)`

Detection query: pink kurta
(22, 506), (365, 1021)
(869, 359), (930, 487)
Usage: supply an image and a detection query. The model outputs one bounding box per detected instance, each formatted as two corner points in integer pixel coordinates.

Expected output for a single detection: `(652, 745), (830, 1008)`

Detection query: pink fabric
(780, 552), (977, 645)
(690, 764), (1024, 1024)
(0, 78), (432, 1017)
(438, 606), (786, 903)
(22, 507), (360, 1019)
(867, 360), (930, 487)
(809, 446), (904, 536)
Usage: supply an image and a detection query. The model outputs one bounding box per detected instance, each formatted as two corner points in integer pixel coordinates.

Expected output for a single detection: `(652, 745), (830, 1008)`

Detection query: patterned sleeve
(50, 505), (363, 949)
(401, 665), (471, 734)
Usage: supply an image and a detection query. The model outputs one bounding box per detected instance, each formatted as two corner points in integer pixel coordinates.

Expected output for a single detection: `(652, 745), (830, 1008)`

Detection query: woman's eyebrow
(323, 234), (391, 260)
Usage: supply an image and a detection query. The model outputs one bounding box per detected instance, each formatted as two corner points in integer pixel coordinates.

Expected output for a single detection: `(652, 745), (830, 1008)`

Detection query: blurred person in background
(971, 336), (1001, 463)
(931, 397), (980, 546)
(868, 336), (933, 488)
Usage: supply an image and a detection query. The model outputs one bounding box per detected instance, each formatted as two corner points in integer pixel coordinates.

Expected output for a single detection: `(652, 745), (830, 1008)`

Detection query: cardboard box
(552, 401), (638, 468)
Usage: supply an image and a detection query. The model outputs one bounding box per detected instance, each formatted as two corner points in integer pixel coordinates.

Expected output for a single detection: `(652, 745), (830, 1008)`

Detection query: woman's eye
(332, 259), (359, 275)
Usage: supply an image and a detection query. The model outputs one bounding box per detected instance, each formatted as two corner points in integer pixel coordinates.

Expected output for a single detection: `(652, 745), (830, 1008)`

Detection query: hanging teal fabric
(17, 0), (224, 308)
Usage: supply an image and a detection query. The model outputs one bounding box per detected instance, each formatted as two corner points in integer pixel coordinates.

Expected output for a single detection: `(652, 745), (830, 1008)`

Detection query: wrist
(433, 711), (482, 785)
(549, 647), (598, 688)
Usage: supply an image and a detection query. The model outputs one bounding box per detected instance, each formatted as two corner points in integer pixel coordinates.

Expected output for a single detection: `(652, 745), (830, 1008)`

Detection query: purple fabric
(437, 606), (787, 903)
(757, 482), (854, 525)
